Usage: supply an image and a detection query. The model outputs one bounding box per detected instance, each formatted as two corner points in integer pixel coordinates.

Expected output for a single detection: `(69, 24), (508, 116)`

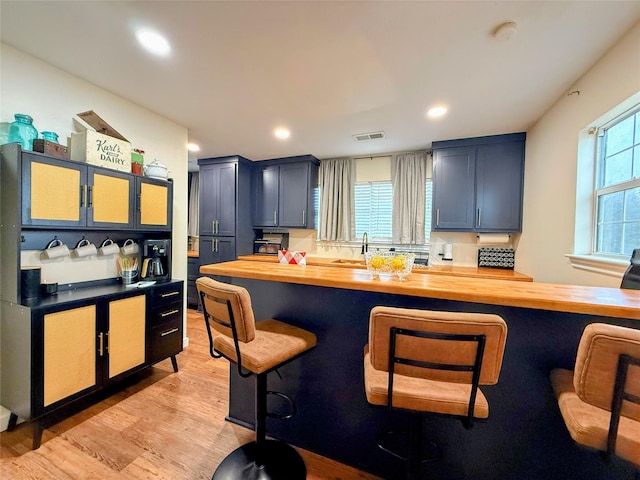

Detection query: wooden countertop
(237, 254), (533, 281)
(201, 260), (640, 320)
(187, 250), (199, 258)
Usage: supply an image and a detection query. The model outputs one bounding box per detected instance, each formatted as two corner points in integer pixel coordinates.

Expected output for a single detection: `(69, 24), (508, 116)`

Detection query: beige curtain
(318, 158), (354, 241)
(392, 151), (426, 244)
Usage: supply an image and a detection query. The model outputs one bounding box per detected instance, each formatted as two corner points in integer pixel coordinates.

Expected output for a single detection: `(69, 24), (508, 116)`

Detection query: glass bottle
(8, 114), (38, 151)
(41, 131), (59, 143)
(0, 122), (10, 146)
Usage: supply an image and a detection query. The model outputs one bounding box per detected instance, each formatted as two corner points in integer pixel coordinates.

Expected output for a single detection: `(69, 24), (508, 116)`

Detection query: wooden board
(201, 260), (640, 320)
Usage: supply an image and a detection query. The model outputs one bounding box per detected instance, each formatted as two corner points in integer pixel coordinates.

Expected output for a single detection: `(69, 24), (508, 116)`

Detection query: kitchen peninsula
(200, 260), (639, 480)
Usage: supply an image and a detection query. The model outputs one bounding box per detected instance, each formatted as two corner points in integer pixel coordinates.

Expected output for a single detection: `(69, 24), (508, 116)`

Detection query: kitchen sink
(332, 258), (365, 265)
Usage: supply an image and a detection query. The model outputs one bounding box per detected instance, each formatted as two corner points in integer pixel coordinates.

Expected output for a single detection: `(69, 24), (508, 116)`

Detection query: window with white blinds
(424, 181), (433, 238)
(354, 181), (393, 241)
(354, 180), (433, 243)
(352, 154), (432, 245)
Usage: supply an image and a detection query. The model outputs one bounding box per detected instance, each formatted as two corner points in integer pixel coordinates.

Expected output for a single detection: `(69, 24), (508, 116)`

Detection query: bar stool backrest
(196, 277), (256, 343)
(574, 323), (640, 421)
(369, 306), (507, 385)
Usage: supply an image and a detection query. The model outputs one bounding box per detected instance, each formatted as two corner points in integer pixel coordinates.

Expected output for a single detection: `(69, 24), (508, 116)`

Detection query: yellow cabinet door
(137, 177), (171, 230)
(108, 294), (146, 378)
(23, 156), (86, 226)
(44, 305), (97, 407)
(89, 168), (134, 227)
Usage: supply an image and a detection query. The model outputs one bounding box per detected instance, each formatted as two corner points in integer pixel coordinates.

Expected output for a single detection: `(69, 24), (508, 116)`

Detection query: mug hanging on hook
(41, 237), (70, 260)
(98, 238), (120, 256)
(73, 237), (97, 258)
(120, 239), (139, 256)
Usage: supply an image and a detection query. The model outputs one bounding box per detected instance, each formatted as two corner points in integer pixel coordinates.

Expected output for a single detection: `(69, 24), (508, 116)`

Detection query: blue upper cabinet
(254, 165), (279, 227)
(197, 155), (254, 265)
(432, 133), (525, 232)
(253, 155), (319, 229)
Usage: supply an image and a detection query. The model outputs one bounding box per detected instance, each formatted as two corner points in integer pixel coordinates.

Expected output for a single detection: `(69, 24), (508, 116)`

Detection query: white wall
(1, 43), (188, 285)
(0, 43), (189, 429)
(289, 21), (640, 285)
(518, 21), (640, 286)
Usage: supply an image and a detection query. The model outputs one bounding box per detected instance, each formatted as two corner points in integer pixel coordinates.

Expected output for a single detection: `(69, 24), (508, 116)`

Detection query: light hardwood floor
(1, 309), (381, 480)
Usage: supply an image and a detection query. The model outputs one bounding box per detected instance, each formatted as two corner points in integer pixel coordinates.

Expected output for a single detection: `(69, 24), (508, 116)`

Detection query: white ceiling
(2, 1), (640, 171)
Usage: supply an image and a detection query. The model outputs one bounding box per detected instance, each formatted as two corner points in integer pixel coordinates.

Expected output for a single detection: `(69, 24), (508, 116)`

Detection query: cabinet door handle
(477, 208), (481, 227)
(273, 210), (277, 226)
(87, 186), (93, 208)
(160, 327), (179, 337)
(212, 220), (215, 234)
(80, 185), (86, 208)
(161, 291), (180, 298)
(436, 208), (440, 227)
(302, 209), (305, 225)
(215, 220), (219, 234)
(98, 332), (104, 357)
(161, 309), (180, 318)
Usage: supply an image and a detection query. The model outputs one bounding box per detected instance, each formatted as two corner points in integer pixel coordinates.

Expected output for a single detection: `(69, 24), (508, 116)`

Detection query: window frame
(592, 106), (640, 257)
(568, 92), (640, 276)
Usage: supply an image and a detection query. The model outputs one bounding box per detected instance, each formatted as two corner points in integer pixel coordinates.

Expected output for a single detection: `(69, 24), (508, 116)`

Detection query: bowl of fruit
(365, 252), (415, 280)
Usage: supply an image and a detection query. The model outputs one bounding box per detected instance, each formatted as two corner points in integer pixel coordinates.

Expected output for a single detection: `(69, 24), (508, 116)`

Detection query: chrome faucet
(361, 232), (369, 255)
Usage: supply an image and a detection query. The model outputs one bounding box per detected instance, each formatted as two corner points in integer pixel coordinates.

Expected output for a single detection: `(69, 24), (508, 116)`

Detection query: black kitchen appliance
(620, 248), (640, 290)
(141, 239), (171, 281)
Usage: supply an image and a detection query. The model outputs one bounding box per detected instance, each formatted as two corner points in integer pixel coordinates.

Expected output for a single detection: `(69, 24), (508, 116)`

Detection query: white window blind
(425, 180), (433, 237)
(354, 181), (393, 241)
(351, 153), (432, 245)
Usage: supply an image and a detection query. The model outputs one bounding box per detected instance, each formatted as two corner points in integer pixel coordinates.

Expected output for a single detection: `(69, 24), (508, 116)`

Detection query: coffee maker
(141, 239), (171, 281)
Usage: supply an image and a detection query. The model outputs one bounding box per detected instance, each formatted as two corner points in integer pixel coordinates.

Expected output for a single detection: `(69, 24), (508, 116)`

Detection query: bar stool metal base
(212, 440), (306, 480)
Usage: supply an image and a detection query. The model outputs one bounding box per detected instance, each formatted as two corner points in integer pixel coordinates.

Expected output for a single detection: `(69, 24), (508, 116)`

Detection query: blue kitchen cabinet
(253, 155), (319, 228)
(198, 236), (236, 266)
(198, 159), (238, 237)
(253, 164), (279, 227)
(432, 133), (525, 232)
(198, 155), (253, 264)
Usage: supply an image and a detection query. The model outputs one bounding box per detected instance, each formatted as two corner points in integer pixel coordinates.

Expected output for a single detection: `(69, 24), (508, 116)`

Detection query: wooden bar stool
(550, 323), (640, 469)
(364, 306), (508, 479)
(196, 277), (317, 480)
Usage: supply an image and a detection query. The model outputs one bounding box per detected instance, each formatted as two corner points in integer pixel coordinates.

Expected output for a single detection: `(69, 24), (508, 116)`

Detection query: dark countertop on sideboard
(16, 279), (183, 311)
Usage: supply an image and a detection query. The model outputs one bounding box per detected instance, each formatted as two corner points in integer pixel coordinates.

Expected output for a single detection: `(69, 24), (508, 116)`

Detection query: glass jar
(8, 114), (38, 151)
(0, 122), (10, 146)
(41, 131), (59, 143)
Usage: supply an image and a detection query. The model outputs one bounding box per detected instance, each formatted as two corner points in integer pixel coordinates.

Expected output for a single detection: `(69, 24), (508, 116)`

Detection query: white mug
(73, 238), (97, 258)
(98, 238), (120, 256)
(42, 238), (70, 260)
(120, 239), (139, 256)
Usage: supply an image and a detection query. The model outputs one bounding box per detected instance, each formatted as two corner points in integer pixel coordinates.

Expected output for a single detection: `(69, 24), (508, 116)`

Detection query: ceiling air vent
(353, 131), (385, 142)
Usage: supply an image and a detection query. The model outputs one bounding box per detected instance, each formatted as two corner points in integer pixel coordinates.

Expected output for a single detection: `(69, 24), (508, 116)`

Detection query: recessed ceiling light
(427, 106), (447, 118)
(274, 128), (290, 139)
(136, 29), (171, 56)
(187, 143), (200, 152)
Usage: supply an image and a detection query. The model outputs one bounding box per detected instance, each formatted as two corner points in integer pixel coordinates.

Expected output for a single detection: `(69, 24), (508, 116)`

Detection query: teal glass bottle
(8, 114), (38, 150)
(41, 131), (59, 143)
